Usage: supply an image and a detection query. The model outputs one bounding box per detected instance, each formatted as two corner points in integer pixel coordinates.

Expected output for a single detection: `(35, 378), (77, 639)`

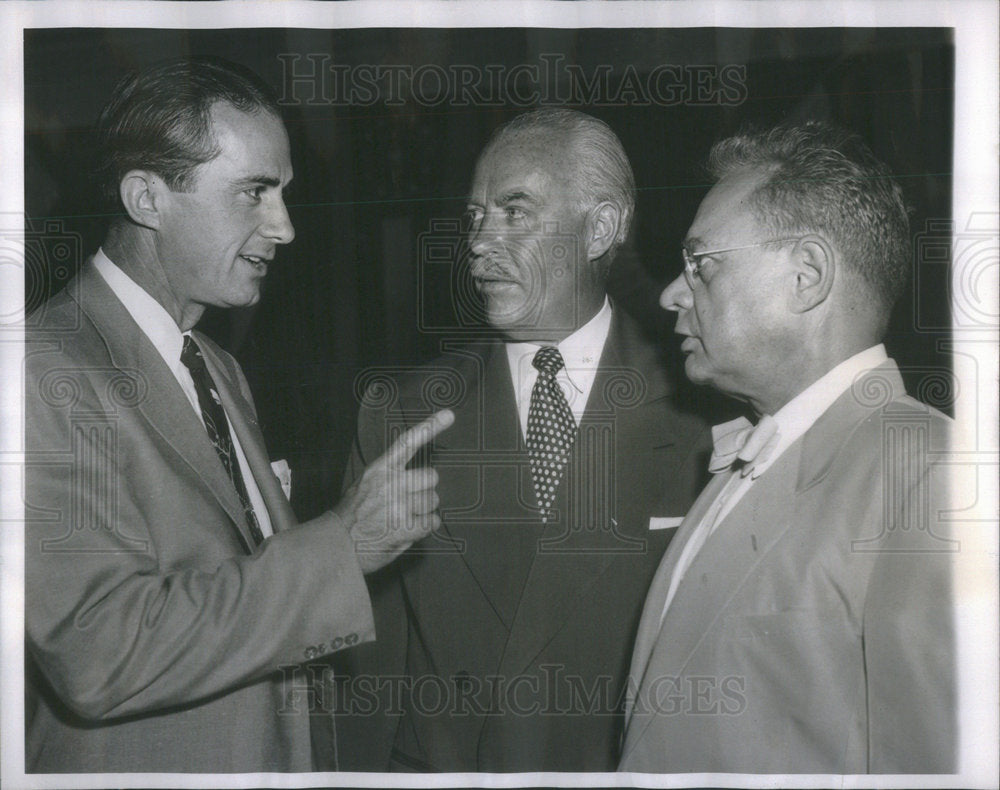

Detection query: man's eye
(504, 206), (526, 220)
(462, 208), (483, 230)
(693, 255), (718, 278)
(245, 186), (266, 201)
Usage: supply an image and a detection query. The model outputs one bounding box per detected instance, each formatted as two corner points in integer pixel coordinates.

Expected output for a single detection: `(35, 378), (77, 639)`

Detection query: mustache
(468, 252), (518, 281)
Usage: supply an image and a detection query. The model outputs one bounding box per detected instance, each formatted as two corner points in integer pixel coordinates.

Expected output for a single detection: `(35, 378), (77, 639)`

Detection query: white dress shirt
(505, 297), (613, 439)
(92, 249), (273, 538)
(658, 344), (890, 624)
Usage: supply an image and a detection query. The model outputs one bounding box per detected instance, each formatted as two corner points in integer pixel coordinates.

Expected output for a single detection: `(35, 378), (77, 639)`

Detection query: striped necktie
(180, 335), (263, 548)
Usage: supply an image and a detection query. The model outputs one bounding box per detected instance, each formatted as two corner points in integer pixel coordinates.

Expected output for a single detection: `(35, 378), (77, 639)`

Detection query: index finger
(378, 409), (455, 469)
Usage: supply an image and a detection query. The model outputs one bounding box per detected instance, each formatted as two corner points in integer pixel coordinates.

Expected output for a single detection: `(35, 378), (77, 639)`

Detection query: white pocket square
(270, 459), (292, 500)
(648, 516), (684, 530)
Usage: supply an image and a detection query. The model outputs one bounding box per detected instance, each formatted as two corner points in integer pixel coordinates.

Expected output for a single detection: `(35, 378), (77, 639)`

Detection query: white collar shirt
(92, 249), (273, 538)
(659, 344), (889, 625)
(505, 297), (613, 439)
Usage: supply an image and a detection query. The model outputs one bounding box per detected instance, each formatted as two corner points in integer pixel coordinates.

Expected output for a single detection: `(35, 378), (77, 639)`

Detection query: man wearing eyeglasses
(619, 122), (957, 773)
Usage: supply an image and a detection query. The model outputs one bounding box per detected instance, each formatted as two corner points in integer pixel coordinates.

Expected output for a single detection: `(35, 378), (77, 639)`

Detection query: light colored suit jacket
(25, 263), (374, 772)
(619, 361), (957, 774)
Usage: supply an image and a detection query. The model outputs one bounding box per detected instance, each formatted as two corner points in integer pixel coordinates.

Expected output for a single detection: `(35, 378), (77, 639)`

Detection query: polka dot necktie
(180, 335), (264, 549)
(526, 346), (577, 522)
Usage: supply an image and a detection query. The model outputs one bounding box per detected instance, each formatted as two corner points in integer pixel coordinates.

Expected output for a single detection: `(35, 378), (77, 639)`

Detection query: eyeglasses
(681, 237), (801, 287)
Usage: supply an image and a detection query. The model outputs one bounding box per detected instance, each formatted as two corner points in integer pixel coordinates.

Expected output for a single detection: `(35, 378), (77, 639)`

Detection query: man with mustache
(619, 122), (957, 773)
(328, 108), (709, 772)
(24, 58), (451, 772)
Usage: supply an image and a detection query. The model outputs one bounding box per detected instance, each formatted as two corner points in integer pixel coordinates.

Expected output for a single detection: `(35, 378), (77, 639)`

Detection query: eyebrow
(235, 175), (283, 188)
(495, 190), (541, 206)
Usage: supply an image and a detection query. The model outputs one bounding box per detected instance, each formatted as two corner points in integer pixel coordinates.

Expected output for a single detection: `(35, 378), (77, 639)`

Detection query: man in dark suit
(329, 108), (710, 772)
(619, 122), (957, 773)
(25, 58), (450, 772)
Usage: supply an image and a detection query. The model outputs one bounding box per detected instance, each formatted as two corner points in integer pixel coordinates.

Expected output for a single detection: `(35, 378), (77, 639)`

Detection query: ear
(119, 170), (165, 231)
(788, 234), (836, 313)
(585, 201), (622, 262)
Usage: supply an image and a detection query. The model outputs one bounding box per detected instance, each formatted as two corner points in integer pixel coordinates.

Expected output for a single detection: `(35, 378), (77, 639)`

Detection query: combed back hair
(95, 58), (282, 207)
(486, 108), (636, 262)
(707, 121), (911, 311)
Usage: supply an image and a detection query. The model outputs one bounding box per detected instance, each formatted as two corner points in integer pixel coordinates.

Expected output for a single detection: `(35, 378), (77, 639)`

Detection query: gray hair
(707, 121), (910, 311)
(486, 108), (636, 262)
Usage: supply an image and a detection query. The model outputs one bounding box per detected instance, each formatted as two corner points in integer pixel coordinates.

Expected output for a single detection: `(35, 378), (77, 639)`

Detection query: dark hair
(707, 121), (910, 310)
(486, 108), (636, 262)
(95, 58), (282, 207)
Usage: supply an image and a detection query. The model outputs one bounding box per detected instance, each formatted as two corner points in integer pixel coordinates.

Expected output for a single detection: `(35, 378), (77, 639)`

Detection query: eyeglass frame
(681, 237), (802, 287)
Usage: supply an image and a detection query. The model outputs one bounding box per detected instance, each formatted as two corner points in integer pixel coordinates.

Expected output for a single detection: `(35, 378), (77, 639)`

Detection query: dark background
(24, 27), (955, 519)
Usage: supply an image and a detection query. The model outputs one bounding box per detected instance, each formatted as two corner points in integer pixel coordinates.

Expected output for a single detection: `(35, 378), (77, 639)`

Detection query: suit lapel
(621, 444), (802, 758)
(622, 364), (905, 754)
(499, 311), (674, 677)
(625, 469), (731, 711)
(73, 266), (253, 550)
(794, 361), (906, 494)
(460, 342), (539, 625)
(397, 340), (536, 627)
(196, 335), (297, 534)
(657, 445), (801, 668)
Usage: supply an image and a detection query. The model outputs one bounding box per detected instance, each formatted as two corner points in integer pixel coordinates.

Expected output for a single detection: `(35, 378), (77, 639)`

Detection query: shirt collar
(505, 297), (612, 393)
(91, 248), (189, 373)
(756, 344), (889, 475)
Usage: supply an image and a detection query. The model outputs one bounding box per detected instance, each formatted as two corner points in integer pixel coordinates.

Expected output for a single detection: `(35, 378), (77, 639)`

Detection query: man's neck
(747, 337), (883, 416)
(500, 295), (607, 344)
(103, 224), (204, 331)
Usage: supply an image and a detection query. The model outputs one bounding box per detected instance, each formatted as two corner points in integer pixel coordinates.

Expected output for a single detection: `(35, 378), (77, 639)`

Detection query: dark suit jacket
(620, 361), (957, 773)
(24, 263), (374, 772)
(327, 310), (710, 772)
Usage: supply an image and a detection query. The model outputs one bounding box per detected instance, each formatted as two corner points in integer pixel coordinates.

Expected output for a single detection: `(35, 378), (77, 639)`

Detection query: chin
(230, 289), (263, 309)
(683, 356), (715, 386)
(485, 299), (534, 330)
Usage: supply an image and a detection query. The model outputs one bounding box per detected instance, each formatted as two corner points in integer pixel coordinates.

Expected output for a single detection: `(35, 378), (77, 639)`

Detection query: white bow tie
(708, 415), (781, 479)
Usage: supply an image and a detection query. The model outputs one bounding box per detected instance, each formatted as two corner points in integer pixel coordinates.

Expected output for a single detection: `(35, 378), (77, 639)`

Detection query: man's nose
(261, 196), (295, 245)
(660, 273), (693, 312)
(468, 212), (501, 258)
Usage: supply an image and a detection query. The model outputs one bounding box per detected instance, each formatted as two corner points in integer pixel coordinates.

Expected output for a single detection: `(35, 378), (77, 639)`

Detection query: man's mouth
(239, 254), (270, 272)
(679, 336), (700, 353)
(474, 276), (519, 291)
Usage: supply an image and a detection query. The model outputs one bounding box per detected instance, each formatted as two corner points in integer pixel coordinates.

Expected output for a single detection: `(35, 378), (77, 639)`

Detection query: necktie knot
(532, 345), (564, 378)
(708, 415), (780, 478)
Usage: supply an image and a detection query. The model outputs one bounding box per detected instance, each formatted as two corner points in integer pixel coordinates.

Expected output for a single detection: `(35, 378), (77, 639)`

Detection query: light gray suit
(25, 263), (374, 772)
(619, 361), (957, 773)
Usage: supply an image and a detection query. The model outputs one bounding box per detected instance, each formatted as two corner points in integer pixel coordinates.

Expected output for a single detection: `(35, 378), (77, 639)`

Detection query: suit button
(345, 632), (358, 646)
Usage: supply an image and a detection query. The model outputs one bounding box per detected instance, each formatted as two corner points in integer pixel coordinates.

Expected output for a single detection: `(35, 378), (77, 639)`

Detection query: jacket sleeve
(24, 345), (374, 721)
